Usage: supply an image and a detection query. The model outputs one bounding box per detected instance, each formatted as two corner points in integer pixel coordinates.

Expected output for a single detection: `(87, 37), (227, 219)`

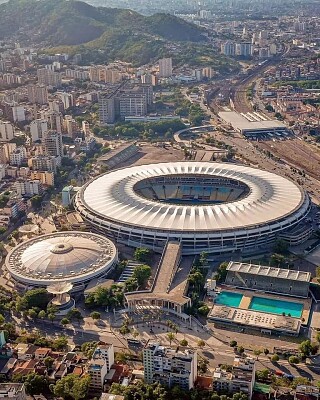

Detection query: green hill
(0, 0), (205, 46)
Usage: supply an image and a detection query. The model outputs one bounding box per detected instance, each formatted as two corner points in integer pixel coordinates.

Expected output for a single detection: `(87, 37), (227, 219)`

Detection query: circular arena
(75, 162), (311, 255)
(6, 231), (118, 289)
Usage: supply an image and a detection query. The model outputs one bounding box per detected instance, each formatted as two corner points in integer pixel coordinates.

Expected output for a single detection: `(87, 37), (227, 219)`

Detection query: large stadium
(75, 162), (312, 255)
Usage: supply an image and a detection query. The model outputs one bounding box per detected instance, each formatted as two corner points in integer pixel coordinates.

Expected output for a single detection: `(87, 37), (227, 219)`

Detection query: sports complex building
(219, 111), (288, 137)
(75, 161), (312, 255)
(5, 231), (118, 291)
(208, 261), (312, 336)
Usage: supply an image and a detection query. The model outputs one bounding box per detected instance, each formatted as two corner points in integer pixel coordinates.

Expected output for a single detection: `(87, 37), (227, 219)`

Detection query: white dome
(6, 231), (118, 286)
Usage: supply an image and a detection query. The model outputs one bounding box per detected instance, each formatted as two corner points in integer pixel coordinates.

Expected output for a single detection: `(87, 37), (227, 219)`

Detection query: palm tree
(167, 332), (176, 345)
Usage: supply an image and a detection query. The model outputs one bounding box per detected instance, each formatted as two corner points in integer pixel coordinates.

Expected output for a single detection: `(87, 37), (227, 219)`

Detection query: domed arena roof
(77, 162), (305, 232)
(6, 231), (117, 287)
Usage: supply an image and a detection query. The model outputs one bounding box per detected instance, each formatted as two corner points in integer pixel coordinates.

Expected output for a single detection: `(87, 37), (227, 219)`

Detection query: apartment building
(212, 357), (256, 399)
(29, 155), (58, 173)
(30, 119), (48, 142)
(27, 84), (48, 105)
(143, 343), (197, 390)
(30, 171), (54, 186)
(15, 179), (43, 196)
(88, 344), (114, 390)
(158, 58), (173, 78)
(43, 130), (63, 157)
(9, 147), (26, 166)
(99, 94), (116, 124)
(99, 83), (152, 123)
(0, 121), (14, 141)
(37, 68), (62, 87)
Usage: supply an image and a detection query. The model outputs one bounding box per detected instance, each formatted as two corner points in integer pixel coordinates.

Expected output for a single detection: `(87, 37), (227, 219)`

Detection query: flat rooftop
(209, 304), (301, 334)
(219, 111), (286, 132)
(227, 261), (311, 282)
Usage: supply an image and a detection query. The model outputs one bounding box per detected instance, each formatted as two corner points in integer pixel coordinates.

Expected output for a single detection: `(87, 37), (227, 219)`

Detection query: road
(15, 314), (320, 381)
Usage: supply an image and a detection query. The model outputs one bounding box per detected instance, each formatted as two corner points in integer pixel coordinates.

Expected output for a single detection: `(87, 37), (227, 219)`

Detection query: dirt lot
(133, 144), (184, 165)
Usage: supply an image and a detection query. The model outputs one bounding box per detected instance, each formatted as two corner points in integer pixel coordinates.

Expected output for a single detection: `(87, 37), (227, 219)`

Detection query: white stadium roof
(79, 162), (304, 232)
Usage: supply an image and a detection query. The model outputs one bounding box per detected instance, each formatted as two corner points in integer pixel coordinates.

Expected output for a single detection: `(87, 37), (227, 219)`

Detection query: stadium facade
(75, 162), (311, 255)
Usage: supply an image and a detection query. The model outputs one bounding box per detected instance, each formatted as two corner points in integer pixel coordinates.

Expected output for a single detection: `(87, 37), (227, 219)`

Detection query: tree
(253, 349), (262, 359)
(23, 372), (49, 395)
(134, 247), (151, 263)
(167, 332), (176, 345)
(197, 339), (205, 349)
(256, 368), (269, 382)
(299, 340), (318, 357)
(264, 348), (270, 356)
(38, 310), (46, 319)
(67, 308), (83, 321)
(44, 356), (54, 369)
(31, 195), (42, 210)
(132, 264), (152, 286)
(273, 239), (289, 254)
(230, 340), (237, 347)
(288, 355), (300, 364)
(52, 336), (68, 351)
(270, 253), (286, 267)
(237, 346), (245, 354)
(197, 304), (210, 316)
(198, 357), (209, 373)
(23, 288), (50, 310)
(51, 374), (91, 400)
(61, 318), (70, 326)
(271, 354), (279, 362)
(199, 251), (208, 266)
(215, 262), (228, 282)
(115, 352), (127, 364)
(90, 311), (101, 321)
(47, 313), (55, 324)
(180, 339), (189, 346)
(28, 309), (38, 319)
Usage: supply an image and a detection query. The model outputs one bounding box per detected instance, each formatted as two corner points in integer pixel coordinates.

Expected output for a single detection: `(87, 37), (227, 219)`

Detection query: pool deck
(219, 286), (311, 324)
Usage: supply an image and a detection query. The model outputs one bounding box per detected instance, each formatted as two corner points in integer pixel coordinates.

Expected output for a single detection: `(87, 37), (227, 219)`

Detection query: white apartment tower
(221, 41), (236, 56)
(88, 344), (114, 390)
(0, 121), (14, 141)
(30, 119), (48, 142)
(143, 343), (197, 390)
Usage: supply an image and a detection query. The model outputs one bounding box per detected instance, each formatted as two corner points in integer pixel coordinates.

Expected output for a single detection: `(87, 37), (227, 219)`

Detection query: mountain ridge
(0, 0), (205, 46)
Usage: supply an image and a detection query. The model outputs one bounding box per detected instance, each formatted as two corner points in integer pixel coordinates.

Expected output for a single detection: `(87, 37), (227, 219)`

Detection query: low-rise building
(212, 357), (255, 399)
(0, 383), (26, 400)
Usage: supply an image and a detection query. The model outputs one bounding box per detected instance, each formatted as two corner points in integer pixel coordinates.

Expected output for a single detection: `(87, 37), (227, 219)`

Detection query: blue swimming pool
(215, 291), (243, 308)
(249, 296), (303, 318)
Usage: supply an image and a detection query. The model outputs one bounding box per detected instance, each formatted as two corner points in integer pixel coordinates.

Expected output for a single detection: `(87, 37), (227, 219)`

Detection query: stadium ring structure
(5, 231), (118, 289)
(75, 162), (312, 255)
